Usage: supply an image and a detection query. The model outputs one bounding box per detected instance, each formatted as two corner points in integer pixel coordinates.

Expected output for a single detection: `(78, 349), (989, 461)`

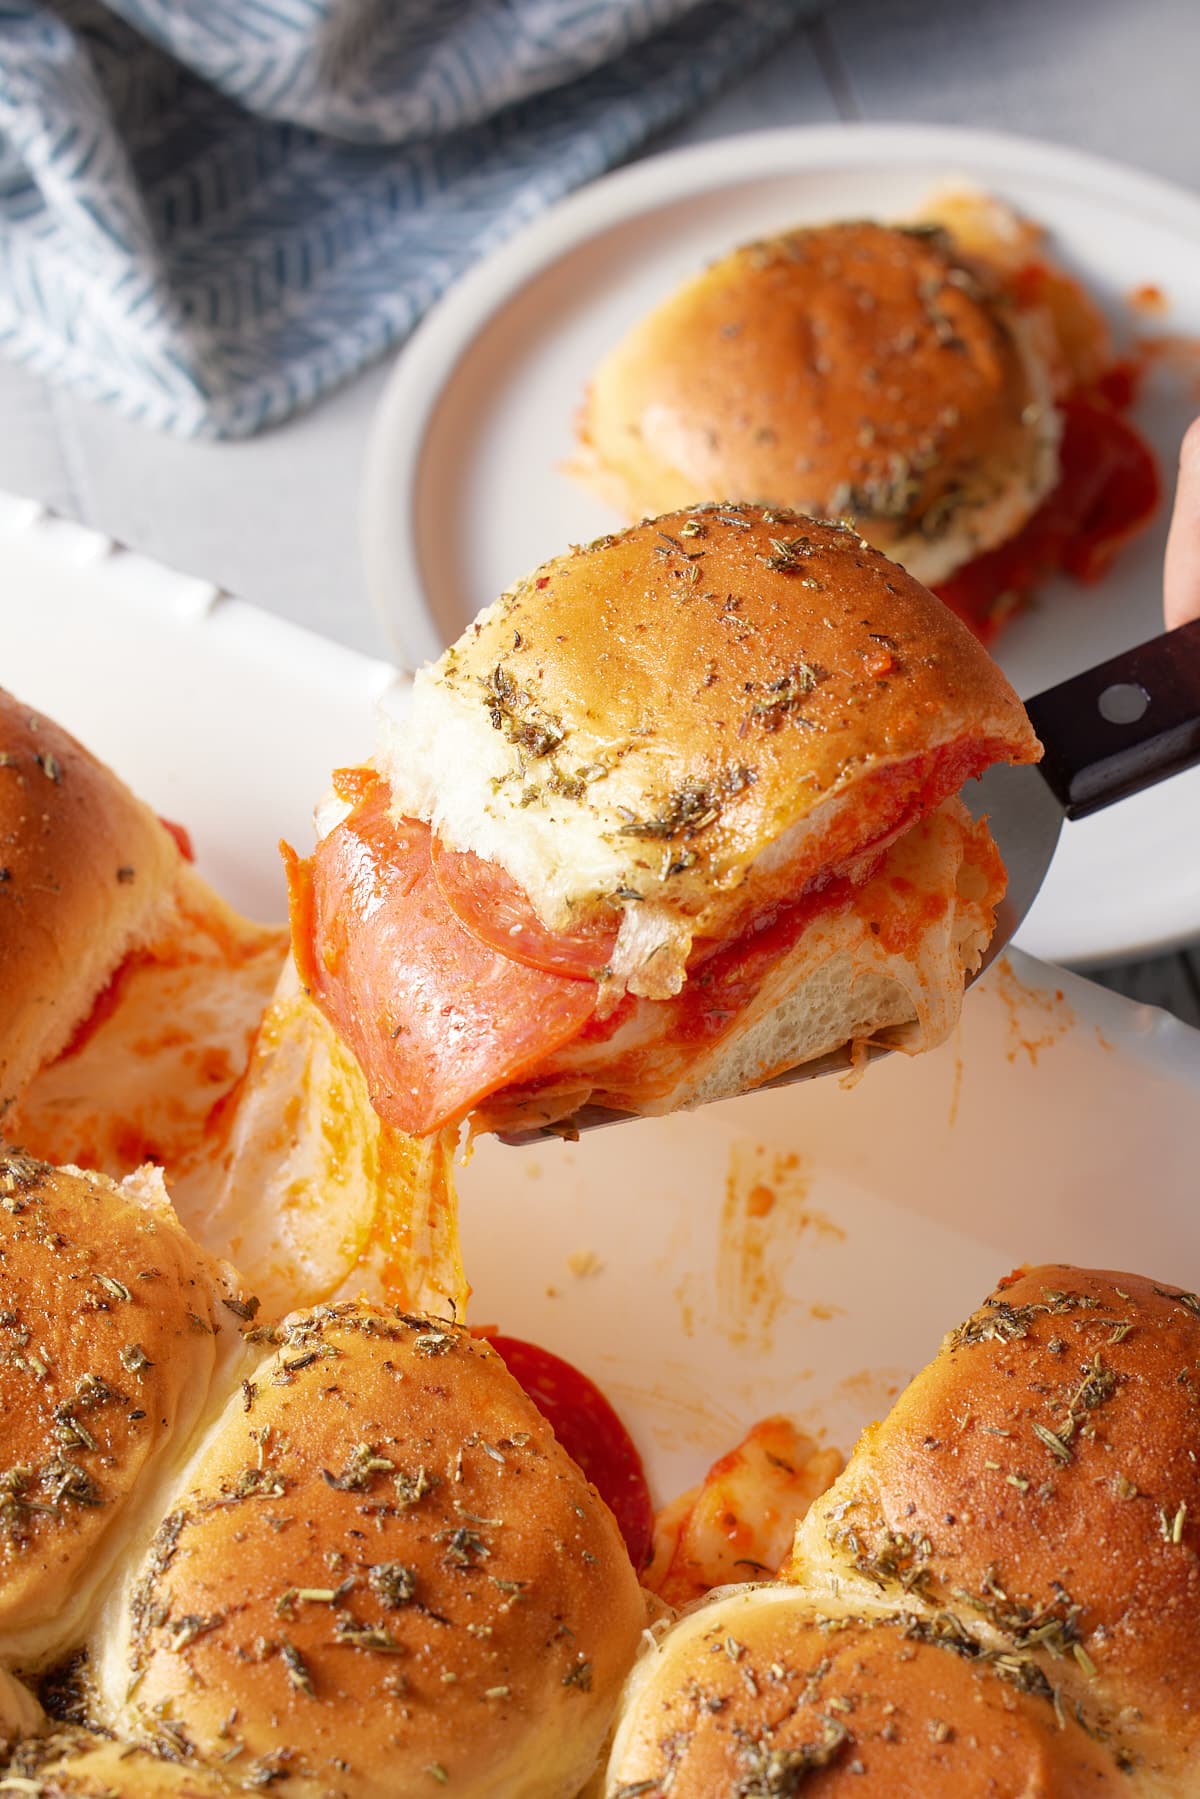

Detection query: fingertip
(1164, 418), (1200, 631)
(1179, 416), (1200, 478)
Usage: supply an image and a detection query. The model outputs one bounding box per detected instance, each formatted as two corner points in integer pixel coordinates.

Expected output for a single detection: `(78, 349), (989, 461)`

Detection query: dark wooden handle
(1023, 617), (1200, 820)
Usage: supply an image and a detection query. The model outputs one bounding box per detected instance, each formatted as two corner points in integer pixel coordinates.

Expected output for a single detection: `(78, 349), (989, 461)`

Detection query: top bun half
(386, 506), (1039, 941)
(577, 219), (1061, 585)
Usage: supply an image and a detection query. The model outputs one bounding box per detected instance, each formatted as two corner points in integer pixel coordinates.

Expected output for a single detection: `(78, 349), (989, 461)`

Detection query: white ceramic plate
(362, 122), (1200, 970)
(5, 493), (1200, 1508)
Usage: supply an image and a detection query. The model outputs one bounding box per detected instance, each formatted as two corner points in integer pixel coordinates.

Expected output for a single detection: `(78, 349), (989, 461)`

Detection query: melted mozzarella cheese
(200, 965), (467, 1319)
(11, 864), (287, 1194)
(645, 1418), (843, 1611)
(381, 674), (637, 936)
(11, 865), (467, 1320)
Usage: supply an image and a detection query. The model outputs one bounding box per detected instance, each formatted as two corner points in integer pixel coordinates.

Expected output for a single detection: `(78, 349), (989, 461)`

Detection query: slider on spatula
(0, 1154), (649, 1796)
(0, 688), (465, 1318)
(288, 504), (1039, 1139)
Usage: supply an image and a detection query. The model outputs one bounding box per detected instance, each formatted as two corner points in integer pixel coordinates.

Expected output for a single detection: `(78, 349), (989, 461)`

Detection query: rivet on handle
(1097, 682), (1151, 726)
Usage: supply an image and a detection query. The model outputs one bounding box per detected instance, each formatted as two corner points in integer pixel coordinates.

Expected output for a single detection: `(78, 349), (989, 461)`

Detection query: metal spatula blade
(500, 619), (1200, 1144)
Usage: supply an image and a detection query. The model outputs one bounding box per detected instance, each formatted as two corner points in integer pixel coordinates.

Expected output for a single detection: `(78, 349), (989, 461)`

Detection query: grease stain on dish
(991, 954), (1075, 1065)
(796, 1366), (909, 1440)
(711, 1141), (846, 1355)
(1139, 331), (1200, 399)
(1128, 284), (1169, 317)
(600, 1365), (743, 1459)
(947, 1019), (965, 1130)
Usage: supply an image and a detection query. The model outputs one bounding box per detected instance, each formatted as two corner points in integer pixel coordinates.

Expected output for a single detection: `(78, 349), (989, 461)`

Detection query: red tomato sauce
(480, 1332), (654, 1570)
(54, 951), (145, 1061)
(935, 380), (1160, 644)
(671, 874), (858, 1046)
(158, 816), (195, 861)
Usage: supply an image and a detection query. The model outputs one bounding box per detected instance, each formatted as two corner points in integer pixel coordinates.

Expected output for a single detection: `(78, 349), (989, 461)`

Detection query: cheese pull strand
(200, 962), (468, 1320)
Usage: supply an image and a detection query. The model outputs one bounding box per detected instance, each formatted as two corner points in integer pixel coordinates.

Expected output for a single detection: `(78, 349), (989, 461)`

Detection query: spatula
(501, 618), (1200, 1144)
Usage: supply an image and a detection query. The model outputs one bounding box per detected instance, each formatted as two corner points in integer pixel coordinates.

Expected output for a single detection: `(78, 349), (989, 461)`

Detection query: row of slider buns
(0, 1153), (647, 1796)
(605, 1264), (1200, 1797)
(0, 1149), (1198, 1794)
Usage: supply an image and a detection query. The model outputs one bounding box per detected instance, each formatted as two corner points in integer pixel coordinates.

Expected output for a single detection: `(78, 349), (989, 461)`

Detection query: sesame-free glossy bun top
(606, 1587), (1124, 1797)
(578, 220), (1060, 584)
(98, 1304), (648, 1799)
(0, 1154), (247, 1666)
(0, 688), (180, 1112)
(393, 505), (1039, 934)
(789, 1265), (1200, 1787)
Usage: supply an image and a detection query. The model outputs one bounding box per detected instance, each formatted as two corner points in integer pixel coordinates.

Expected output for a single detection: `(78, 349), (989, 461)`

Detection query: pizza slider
(604, 1589), (1125, 1796)
(0, 1155), (251, 1707)
(576, 194), (1158, 641)
(785, 1263), (1200, 1789)
(0, 685), (285, 1215)
(605, 1263), (1200, 1795)
(0, 1154), (649, 1796)
(0, 689), (465, 1319)
(289, 506), (1039, 1138)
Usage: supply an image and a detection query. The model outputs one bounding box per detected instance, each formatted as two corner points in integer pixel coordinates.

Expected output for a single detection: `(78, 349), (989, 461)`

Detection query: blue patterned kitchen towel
(0, 0), (815, 438)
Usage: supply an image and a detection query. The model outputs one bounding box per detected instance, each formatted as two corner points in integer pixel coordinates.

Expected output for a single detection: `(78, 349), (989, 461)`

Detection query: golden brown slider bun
(2, 1730), (240, 1795)
(787, 1266), (1200, 1787)
(389, 504), (1038, 962)
(0, 683), (287, 1241)
(0, 690), (181, 1117)
(605, 1587), (1124, 1797)
(0, 692), (411, 1324)
(576, 220), (1060, 585)
(93, 1304), (648, 1798)
(0, 1153), (251, 1670)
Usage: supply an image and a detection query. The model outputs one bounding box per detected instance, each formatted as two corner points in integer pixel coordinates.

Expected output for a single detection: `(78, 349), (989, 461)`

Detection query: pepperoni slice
(430, 837), (618, 981)
(935, 390), (1160, 642)
(1055, 392), (1161, 582)
(285, 776), (599, 1136)
(158, 817), (195, 861)
(482, 1333), (654, 1570)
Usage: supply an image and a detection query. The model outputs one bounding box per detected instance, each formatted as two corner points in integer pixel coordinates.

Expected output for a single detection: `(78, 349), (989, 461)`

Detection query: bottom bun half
(479, 796), (1003, 1134)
